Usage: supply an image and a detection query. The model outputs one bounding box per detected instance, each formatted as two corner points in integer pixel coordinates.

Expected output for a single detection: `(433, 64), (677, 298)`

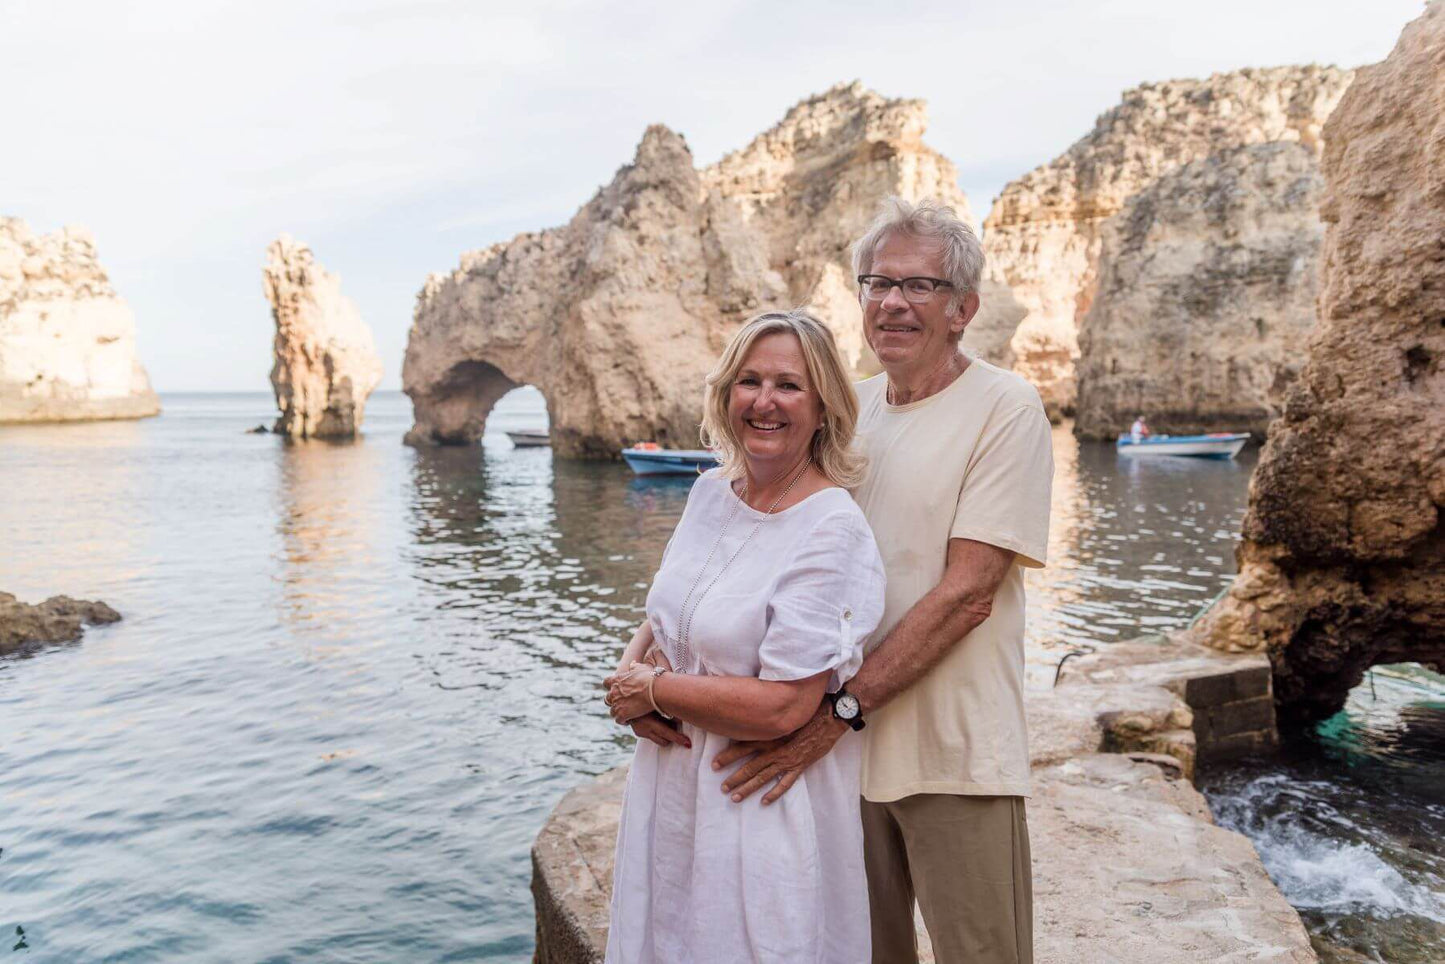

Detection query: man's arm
(715, 537), (1015, 803)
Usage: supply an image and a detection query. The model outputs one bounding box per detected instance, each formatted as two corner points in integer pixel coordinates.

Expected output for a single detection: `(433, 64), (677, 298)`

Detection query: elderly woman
(602, 309), (885, 964)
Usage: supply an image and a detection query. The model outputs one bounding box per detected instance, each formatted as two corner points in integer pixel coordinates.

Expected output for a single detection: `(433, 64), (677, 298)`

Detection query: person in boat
(1131, 415), (1151, 442)
(602, 308), (886, 963)
(713, 197), (1053, 963)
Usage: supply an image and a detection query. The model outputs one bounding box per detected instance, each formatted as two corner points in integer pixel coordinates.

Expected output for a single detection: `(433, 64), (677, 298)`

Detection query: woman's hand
(606, 662), (659, 725)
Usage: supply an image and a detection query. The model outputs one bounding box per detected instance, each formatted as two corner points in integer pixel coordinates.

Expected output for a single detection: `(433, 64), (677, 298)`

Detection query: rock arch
(403, 83), (1021, 457)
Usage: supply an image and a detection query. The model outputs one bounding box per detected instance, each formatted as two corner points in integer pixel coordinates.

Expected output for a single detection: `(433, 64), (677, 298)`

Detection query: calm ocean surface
(2, 390), (1439, 962)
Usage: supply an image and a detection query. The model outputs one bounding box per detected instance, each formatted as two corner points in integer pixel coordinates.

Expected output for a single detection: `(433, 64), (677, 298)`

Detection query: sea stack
(984, 66), (1352, 419)
(0, 217), (160, 423)
(263, 235), (382, 439)
(1192, 1), (1445, 726)
(402, 83), (1022, 456)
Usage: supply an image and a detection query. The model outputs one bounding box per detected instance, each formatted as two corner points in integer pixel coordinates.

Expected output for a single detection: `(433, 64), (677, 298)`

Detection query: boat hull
(1116, 433), (1249, 459)
(621, 448), (719, 476)
(506, 430), (551, 448)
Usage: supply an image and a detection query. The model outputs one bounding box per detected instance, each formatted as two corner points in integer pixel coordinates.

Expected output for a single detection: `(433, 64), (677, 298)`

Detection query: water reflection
(1027, 425), (1254, 678)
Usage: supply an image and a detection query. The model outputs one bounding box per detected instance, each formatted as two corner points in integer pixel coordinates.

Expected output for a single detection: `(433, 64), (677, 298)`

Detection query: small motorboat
(506, 429), (551, 448)
(1116, 432), (1250, 459)
(622, 443), (720, 476)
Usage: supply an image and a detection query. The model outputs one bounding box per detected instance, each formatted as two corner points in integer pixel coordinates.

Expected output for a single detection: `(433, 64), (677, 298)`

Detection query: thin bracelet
(648, 666), (673, 720)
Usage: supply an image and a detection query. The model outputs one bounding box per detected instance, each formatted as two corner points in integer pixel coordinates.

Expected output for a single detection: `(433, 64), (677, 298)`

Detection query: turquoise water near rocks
(1, 390), (1437, 961)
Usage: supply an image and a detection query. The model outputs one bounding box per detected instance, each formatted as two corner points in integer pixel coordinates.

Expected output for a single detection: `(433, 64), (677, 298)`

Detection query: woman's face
(727, 331), (823, 473)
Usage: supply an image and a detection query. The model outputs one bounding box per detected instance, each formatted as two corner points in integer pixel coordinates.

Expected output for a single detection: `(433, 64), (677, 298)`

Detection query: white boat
(506, 429), (551, 448)
(1116, 432), (1250, 459)
(621, 446), (720, 476)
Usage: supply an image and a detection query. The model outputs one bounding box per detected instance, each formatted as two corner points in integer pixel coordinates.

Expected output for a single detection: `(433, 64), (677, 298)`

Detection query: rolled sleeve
(757, 510), (886, 691)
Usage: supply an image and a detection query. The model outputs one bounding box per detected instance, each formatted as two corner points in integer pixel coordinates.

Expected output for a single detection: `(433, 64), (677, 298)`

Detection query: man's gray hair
(850, 197), (985, 310)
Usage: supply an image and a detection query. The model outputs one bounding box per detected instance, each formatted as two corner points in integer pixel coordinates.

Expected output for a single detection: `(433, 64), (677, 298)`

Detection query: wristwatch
(826, 689), (865, 731)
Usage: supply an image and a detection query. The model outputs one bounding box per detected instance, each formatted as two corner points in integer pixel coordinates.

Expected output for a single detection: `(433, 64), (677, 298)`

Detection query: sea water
(1, 390), (1438, 961)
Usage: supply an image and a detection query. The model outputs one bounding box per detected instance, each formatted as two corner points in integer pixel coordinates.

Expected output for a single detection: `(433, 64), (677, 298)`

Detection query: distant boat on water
(1116, 432), (1249, 459)
(621, 444), (719, 476)
(506, 429), (551, 448)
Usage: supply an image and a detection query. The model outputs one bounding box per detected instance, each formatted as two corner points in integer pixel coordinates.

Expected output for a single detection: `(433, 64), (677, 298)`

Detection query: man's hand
(711, 701), (847, 805)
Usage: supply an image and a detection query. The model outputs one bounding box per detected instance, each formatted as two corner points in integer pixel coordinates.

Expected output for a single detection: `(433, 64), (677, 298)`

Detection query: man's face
(861, 233), (974, 374)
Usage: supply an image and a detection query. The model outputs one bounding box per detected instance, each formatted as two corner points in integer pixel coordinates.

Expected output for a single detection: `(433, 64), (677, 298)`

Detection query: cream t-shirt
(854, 356), (1053, 802)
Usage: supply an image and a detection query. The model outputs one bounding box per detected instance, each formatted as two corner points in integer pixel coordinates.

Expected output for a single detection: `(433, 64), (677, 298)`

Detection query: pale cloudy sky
(1, 0), (1425, 391)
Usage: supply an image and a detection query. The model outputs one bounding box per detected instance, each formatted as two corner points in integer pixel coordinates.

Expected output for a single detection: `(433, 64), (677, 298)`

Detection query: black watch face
(834, 693), (860, 720)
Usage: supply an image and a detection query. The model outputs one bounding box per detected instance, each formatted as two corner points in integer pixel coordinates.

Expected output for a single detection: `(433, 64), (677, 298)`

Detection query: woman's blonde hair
(700, 309), (866, 488)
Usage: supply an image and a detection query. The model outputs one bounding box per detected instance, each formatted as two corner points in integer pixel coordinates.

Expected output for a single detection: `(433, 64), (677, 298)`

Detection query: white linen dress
(606, 472), (886, 964)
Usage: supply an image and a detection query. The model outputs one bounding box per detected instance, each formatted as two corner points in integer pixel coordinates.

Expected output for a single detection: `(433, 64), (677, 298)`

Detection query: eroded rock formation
(264, 236), (382, 439)
(0, 591), (121, 656)
(1074, 142), (1323, 438)
(984, 66), (1352, 418)
(0, 218), (160, 423)
(1193, 2), (1445, 725)
(403, 83), (1020, 455)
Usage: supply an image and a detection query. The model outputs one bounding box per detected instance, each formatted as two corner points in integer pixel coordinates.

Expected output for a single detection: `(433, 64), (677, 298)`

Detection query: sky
(1, 0), (1426, 392)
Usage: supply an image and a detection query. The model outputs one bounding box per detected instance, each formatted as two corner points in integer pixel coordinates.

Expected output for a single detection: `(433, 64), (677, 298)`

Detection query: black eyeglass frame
(856, 274), (956, 302)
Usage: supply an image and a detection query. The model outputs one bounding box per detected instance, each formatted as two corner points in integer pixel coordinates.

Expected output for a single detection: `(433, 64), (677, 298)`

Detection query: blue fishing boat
(1116, 432), (1250, 459)
(621, 445), (720, 476)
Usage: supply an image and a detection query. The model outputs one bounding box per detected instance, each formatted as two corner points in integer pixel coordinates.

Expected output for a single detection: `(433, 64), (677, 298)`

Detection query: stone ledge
(533, 637), (1308, 963)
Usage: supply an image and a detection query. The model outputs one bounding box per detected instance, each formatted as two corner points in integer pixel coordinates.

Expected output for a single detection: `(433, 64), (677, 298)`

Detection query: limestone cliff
(1074, 142), (1323, 438)
(984, 66), (1352, 418)
(0, 218), (160, 423)
(1193, 3), (1445, 725)
(264, 236), (382, 439)
(403, 83), (1017, 454)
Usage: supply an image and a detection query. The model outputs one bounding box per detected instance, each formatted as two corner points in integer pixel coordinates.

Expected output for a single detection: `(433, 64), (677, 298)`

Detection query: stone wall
(984, 66), (1352, 419)
(0, 218), (160, 423)
(1192, 2), (1445, 726)
(1074, 142), (1323, 438)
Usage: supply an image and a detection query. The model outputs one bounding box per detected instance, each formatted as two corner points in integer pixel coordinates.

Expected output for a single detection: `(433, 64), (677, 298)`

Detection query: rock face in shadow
(1074, 142), (1324, 439)
(984, 66), (1352, 419)
(402, 83), (1020, 456)
(264, 236), (382, 439)
(1193, 3), (1445, 726)
(0, 591), (120, 656)
(0, 218), (160, 423)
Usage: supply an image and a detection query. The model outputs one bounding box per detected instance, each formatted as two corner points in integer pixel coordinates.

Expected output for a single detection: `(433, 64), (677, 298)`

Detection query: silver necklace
(670, 457), (813, 674)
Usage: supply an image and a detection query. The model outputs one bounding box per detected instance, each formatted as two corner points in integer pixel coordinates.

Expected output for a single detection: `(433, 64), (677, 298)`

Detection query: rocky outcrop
(0, 591), (120, 656)
(533, 638), (1315, 963)
(984, 66), (1353, 418)
(264, 236), (382, 439)
(403, 83), (1020, 455)
(0, 218), (160, 423)
(1193, 3), (1445, 726)
(1074, 142), (1324, 438)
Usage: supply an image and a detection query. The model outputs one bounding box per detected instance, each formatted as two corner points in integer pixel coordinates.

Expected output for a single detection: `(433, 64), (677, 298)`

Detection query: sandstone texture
(264, 236), (382, 439)
(403, 83), (1021, 455)
(533, 637), (1315, 963)
(984, 66), (1352, 419)
(1193, 3), (1445, 726)
(0, 591), (121, 656)
(0, 218), (160, 423)
(1075, 142), (1324, 438)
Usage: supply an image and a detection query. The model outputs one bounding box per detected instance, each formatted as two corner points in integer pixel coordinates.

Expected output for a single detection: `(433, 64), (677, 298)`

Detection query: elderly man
(714, 197), (1053, 964)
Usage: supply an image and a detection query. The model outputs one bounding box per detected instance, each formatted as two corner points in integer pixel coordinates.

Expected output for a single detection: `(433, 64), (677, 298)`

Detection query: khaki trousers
(861, 794), (1032, 964)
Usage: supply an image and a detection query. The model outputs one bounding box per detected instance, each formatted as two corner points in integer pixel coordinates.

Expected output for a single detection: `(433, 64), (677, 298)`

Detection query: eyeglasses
(857, 274), (954, 303)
